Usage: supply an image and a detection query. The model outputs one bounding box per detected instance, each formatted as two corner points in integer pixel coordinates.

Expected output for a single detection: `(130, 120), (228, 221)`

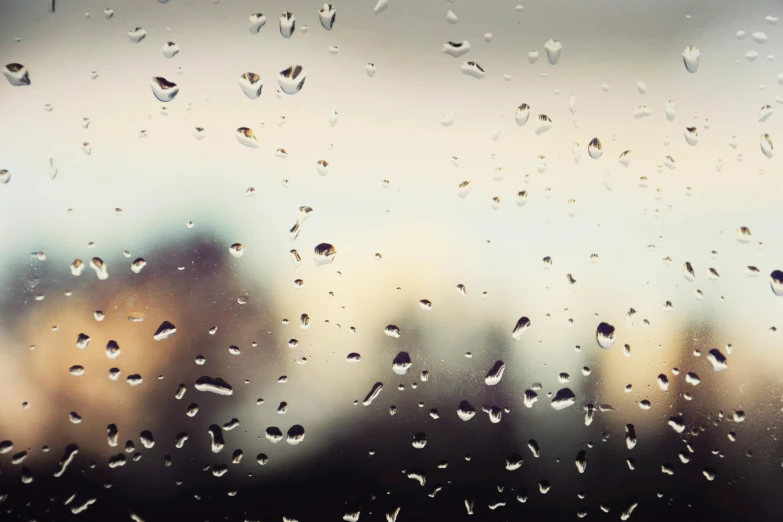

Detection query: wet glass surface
(1, 0), (783, 520)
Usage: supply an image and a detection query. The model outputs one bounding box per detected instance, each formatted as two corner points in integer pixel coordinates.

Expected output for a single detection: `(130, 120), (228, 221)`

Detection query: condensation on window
(0, 0), (782, 520)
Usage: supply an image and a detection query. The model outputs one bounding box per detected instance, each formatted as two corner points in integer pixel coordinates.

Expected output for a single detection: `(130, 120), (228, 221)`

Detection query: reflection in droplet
(195, 376), (233, 396)
(286, 425), (305, 445)
(770, 270), (783, 295)
(238, 72), (263, 99)
(761, 133), (774, 158)
(249, 13), (267, 34)
(127, 27), (146, 43)
(362, 382), (383, 405)
(588, 137), (603, 159)
(392, 352), (411, 374)
(153, 321), (176, 341)
(485, 361), (506, 385)
(535, 114), (552, 134)
(666, 100), (677, 120)
(318, 4), (336, 30)
(131, 258), (146, 274)
(512, 317), (531, 339)
(316, 159), (330, 176)
(596, 322), (615, 349)
(384, 325), (401, 338)
(106, 339), (120, 360)
(90, 258), (108, 280)
(544, 39), (562, 64)
(150, 77), (178, 102)
(685, 126), (699, 145)
(162, 41), (179, 58)
(682, 46), (700, 73)
(707, 348), (728, 372)
(551, 388), (576, 410)
(575, 450), (587, 473)
(506, 454), (523, 470)
(516, 103), (530, 125)
(460, 61), (485, 79)
(736, 226), (752, 242)
(314, 243), (336, 265)
(236, 127), (258, 148)
(457, 400), (476, 421)
(442, 41), (470, 57)
(528, 50), (539, 63)
(759, 105), (774, 122)
(278, 65), (306, 94)
(3, 63), (30, 86)
(279, 12), (295, 38)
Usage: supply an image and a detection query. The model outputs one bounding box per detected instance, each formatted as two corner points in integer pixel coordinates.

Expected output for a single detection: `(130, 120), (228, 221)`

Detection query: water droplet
(162, 41), (179, 58)
(442, 40), (470, 57)
(759, 104), (774, 122)
(2, 63), (29, 87)
(318, 4), (336, 30)
(632, 105), (652, 118)
(264, 426), (283, 443)
(278, 65), (306, 94)
(535, 114), (552, 134)
(392, 352), (411, 374)
(279, 12), (295, 37)
(512, 317), (531, 339)
(314, 243), (336, 265)
(460, 61), (485, 78)
(588, 137), (603, 159)
(238, 72), (263, 99)
(248, 13), (266, 33)
(770, 270), (783, 295)
(153, 321), (176, 341)
(506, 454), (524, 470)
(373, 0), (388, 15)
(411, 432), (427, 449)
(761, 133), (774, 158)
(485, 360), (506, 385)
(528, 50), (539, 63)
(195, 376), (233, 395)
(544, 39), (562, 64)
(206, 424), (224, 453)
(668, 416), (686, 433)
(736, 226), (752, 242)
(150, 77), (178, 102)
(682, 46), (700, 72)
(548, 388), (577, 411)
(236, 127), (258, 148)
(130, 258), (146, 274)
(89, 257), (108, 280)
(286, 425), (305, 445)
(127, 27), (146, 43)
(575, 450), (587, 473)
(620, 498), (639, 520)
(596, 322), (615, 349)
(457, 400), (476, 421)
(226, 243), (244, 258)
